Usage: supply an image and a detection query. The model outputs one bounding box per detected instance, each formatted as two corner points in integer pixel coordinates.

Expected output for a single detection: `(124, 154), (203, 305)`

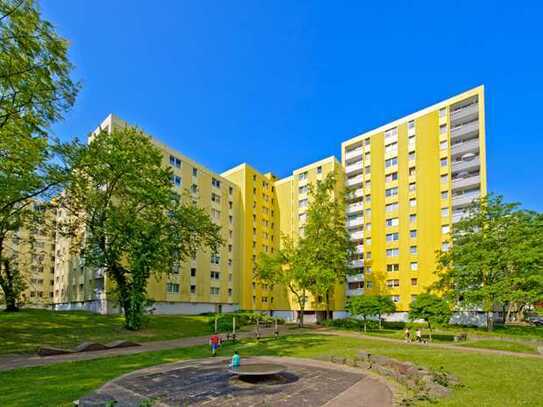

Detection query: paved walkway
(0, 327), (299, 372)
(78, 356), (393, 407)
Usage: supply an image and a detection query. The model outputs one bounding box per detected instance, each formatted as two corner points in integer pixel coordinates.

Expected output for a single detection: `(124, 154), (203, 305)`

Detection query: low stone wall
(327, 352), (459, 403)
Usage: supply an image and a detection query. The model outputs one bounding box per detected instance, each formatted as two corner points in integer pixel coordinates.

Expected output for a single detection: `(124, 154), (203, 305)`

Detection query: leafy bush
(207, 312), (284, 332)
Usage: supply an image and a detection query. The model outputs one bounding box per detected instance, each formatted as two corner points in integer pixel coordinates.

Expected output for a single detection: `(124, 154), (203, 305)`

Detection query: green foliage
(0, 0), (79, 311)
(299, 173), (355, 315)
(409, 293), (452, 336)
(60, 127), (222, 330)
(208, 312), (285, 332)
(346, 295), (380, 331)
(434, 195), (543, 331)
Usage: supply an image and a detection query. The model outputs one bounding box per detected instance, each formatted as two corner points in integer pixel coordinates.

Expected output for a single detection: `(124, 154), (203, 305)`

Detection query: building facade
(342, 86), (486, 318)
(50, 86), (486, 319)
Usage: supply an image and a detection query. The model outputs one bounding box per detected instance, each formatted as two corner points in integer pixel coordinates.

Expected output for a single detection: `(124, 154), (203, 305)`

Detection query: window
(192, 167), (198, 176)
(317, 166), (322, 174)
(366, 223), (372, 231)
(365, 165), (371, 174)
(299, 198), (308, 208)
(190, 268), (196, 277)
(298, 172), (307, 181)
(410, 245), (417, 254)
(385, 187), (398, 197)
(384, 127), (398, 143)
(167, 283), (180, 293)
(391, 295), (400, 303)
(229, 186), (233, 195)
(408, 151), (416, 161)
(210, 254), (220, 264)
(386, 217), (399, 227)
(364, 138), (371, 146)
(408, 120), (415, 129)
(366, 280), (373, 288)
(366, 251), (372, 259)
(385, 157), (398, 168)
(410, 262), (418, 271)
(386, 232), (399, 242)
(210, 271), (220, 280)
(212, 178), (221, 188)
(441, 207), (449, 217)
(439, 108), (447, 118)
(385, 172), (398, 183)
(386, 248), (399, 257)
(210, 287), (220, 295)
(298, 212), (307, 222)
(387, 279), (400, 288)
(442, 225), (450, 234)
(442, 242), (450, 251)
(169, 155), (181, 168)
(410, 229), (417, 238)
(171, 175), (181, 187)
(387, 264), (399, 272)
(298, 185), (309, 194)
(440, 140), (448, 150)
(365, 180), (371, 189)
(441, 191), (449, 199)
(440, 124), (447, 134)
(385, 202), (399, 212)
(441, 174), (448, 184)
(411, 278), (418, 286)
(409, 182), (416, 192)
(409, 214), (417, 223)
(228, 288), (233, 297)
(365, 208), (372, 217)
(385, 142), (398, 154)
(409, 198), (416, 208)
(409, 167), (416, 177)
(261, 296), (268, 303)
(441, 158), (448, 167)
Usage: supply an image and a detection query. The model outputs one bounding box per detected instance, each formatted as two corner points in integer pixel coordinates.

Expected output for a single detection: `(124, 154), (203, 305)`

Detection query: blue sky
(41, 1), (543, 211)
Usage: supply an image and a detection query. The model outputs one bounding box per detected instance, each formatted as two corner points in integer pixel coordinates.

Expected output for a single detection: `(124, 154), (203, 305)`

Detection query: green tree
(346, 295), (380, 332)
(300, 173), (355, 319)
(60, 127), (222, 330)
(255, 236), (312, 328)
(409, 293), (451, 340)
(374, 295), (396, 329)
(0, 0), (79, 311)
(434, 195), (543, 331)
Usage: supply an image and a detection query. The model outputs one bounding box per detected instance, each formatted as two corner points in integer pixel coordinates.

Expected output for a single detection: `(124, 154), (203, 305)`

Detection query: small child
(404, 327), (411, 343)
(228, 351), (240, 368)
(209, 334), (220, 356)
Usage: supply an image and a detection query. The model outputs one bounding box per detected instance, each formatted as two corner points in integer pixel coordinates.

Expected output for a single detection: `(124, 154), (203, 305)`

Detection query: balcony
(452, 192), (480, 208)
(349, 188), (364, 200)
(354, 245), (364, 254)
(452, 156), (480, 174)
(347, 202), (364, 214)
(345, 161), (363, 175)
(450, 120), (479, 140)
(345, 147), (363, 162)
(452, 174), (480, 190)
(350, 230), (364, 241)
(452, 211), (468, 223)
(451, 138), (480, 157)
(350, 259), (364, 268)
(451, 103), (478, 123)
(347, 217), (364, 228)
(347, 273), (364, 283)
(346, 288), (363, 296)
(346, 174), (364, 188)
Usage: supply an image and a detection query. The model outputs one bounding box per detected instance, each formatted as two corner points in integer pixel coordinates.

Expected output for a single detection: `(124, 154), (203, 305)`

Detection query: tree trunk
(325, 291), (331, 320)
(378, 313), (382, 329)
(0, 258), (21, 312)
(428, 321), (432, 342)
(486, 311), (494, 332)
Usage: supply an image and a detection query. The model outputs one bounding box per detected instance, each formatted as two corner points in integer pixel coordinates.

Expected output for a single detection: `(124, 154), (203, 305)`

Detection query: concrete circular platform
(78, 356), (393, 406)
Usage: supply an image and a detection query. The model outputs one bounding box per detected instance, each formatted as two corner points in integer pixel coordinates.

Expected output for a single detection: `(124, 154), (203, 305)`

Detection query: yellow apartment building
(1, 202), (56, 308)
(341, 86), (486, 319)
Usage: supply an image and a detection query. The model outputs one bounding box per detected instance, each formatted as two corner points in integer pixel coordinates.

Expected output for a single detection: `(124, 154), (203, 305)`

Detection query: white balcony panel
(346, 174), (364, 187)
(452, 211), (468, 223)
(452, 157), (480, 173)
(452, 192), (480, 208)
(354, 245), (364, 254)
(450, 120), (479, 140)
(347, 217), (364, 228)
(350, 230), (364, 240)
(350, 259), (364, 268)
(347, 273), (364, 283)
(345, 147), (363, 162)
(452, 175), (481, 190)
(451, 103), (478, 123)
(345, 161), (364, 175)
(347, 202), (364, 214)
(346, 288), (364, 296)
(451, 138), (480, 157)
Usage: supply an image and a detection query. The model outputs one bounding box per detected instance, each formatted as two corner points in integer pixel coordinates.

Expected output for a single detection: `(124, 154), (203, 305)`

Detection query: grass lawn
(459, 339), (539, 354)
(0, 309), (212, 355)
(1, 334), (542, 406)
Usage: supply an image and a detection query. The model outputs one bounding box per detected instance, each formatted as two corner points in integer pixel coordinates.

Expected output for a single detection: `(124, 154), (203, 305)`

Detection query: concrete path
(0, 327), (299, 372)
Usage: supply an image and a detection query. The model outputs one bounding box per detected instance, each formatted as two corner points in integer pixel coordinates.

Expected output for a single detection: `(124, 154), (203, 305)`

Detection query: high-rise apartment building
(45, 85), (486, 320)
(341, 86), (486, 316)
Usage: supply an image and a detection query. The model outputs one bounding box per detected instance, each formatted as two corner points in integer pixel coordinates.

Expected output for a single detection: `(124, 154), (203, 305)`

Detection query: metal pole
(214, 315), (218, 333)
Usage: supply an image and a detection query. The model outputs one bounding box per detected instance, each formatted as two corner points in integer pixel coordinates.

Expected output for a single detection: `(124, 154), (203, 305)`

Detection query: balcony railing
(452, 174), (480, 190)
(451, 103), (478, 122)
(451, 138), (480, 157)
(350, 230), (364, 241)
(350, 259), (364, 268)
(347, 217), (364, 228)
(450, 120), (479, 140)
(346, 288), (363, 296)
(345, 147), (363, 161)
(452, 156), (480, 173)
(346, 174), (364, 187)
(345, 161), (364, 174)
(452, 192), (480, 208)
(347, 202), (364, 214)
(347, 273), (364, 283)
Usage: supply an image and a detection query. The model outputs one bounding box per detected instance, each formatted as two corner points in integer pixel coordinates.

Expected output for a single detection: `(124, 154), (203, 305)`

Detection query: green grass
(0, 309), (212, 355)
(459, 339), (539, 354)
(1, 334), (542, 406)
